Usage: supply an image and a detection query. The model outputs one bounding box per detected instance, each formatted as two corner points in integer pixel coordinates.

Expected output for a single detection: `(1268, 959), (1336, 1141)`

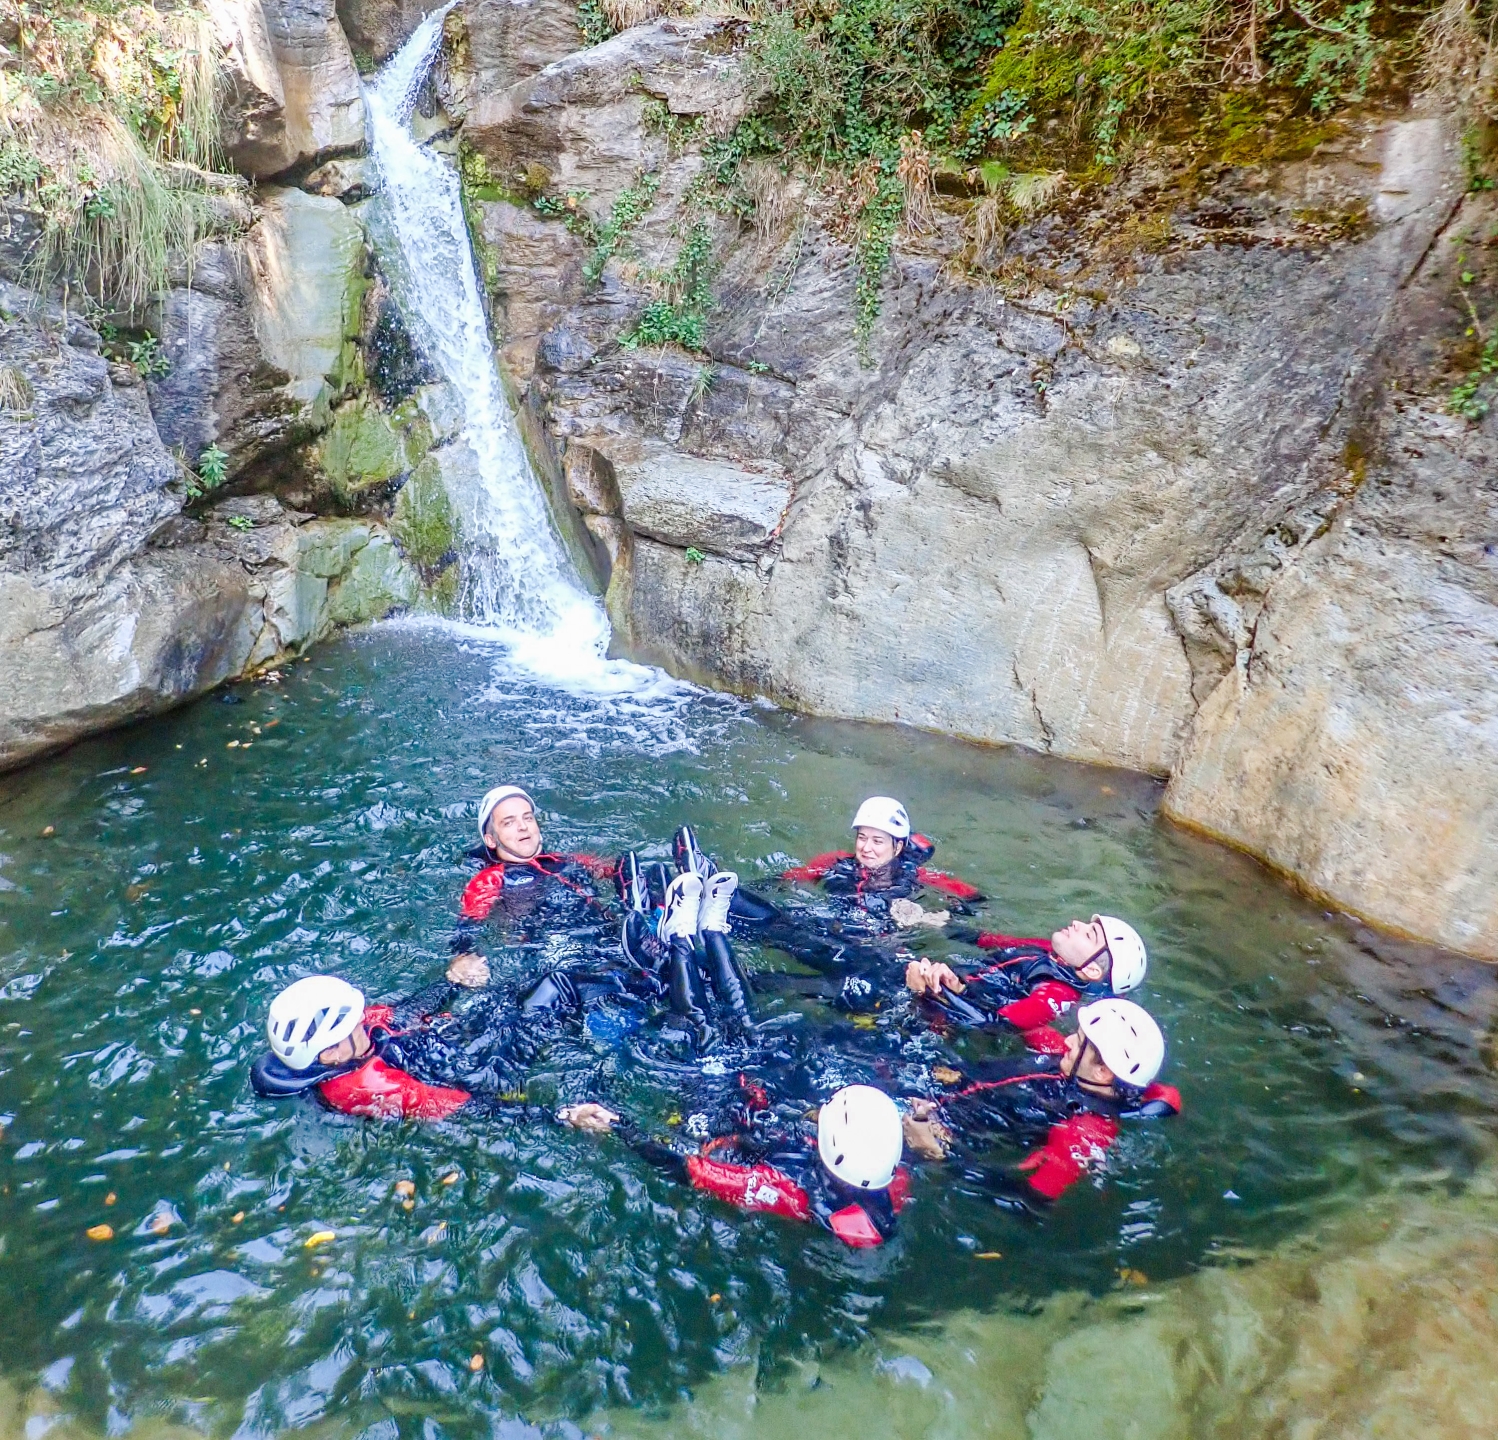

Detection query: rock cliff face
(209, 0), (367, 178)
(450, 12), (1496, 957)
(0, 277), (419, 771)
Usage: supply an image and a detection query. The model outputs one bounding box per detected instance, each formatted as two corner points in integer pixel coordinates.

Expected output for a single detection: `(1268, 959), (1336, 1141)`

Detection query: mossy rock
(420, 561), (463, 617)
(324, 532), (420, 626)
(321, 401), (404, 492)
(390, 455), (460, 570)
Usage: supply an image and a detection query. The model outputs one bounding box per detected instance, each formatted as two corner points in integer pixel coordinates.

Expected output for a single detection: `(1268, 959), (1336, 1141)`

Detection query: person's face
(318, 1022), (370, 1068)
(1060, 1030), (1116, 1091)
(1051, 917), (1110, 982)
(485, 797), (542, 861)
(854, 827), (899, 870)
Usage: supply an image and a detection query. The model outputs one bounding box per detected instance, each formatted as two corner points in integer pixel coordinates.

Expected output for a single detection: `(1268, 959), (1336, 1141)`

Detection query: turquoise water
(0, 625), (1494, 1436)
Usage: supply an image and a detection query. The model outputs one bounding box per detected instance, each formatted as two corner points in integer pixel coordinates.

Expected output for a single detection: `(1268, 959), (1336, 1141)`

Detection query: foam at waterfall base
(365, 10), (688, 705)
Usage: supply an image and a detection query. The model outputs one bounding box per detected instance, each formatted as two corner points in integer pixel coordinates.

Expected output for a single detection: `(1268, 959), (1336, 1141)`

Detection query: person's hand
(559, 1102), (619, 1133)
(905, 958), (965, 996)
(447, 954), (490, 988)
(902, 1104), (953, 1161)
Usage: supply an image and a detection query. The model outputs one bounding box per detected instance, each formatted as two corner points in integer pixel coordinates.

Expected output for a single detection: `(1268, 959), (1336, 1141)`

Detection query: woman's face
(854, 826), (899, 871)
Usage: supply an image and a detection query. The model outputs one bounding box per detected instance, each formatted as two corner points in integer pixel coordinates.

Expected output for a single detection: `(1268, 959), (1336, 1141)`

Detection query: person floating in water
(899, 998), (1180, 1204)
(781, 796), (985, 932)
(451, 785), (615, 959)
(249, 957), (656, 1121)
(560, 1082), (911, 1248)
(678, 801), (983, 982)
(903, 913), (1149, 1051)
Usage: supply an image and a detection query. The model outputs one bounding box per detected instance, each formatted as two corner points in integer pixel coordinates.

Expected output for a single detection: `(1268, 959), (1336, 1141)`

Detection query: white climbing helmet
(851, 796), (911, 841)
(478, 784), (535, 844)
(1076, 999), (1164, 1089)
(1094, 914), (1148, 994)
(817, 1084), (903, 1190)
(266, 976), (365, 1072)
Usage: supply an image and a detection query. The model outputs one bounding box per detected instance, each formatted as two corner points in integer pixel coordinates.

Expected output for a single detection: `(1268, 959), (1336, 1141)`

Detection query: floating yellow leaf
(394, 1180), (417, 1199)
(402, 1199), (415, 1211)
(469, 1354), (484, 1372)
(104, 1192), (117, 1206)
(86, 1224), (114, 1241)
(932, 1065), (962, 1085)
(852, 1014), (877, 1029)
(130, 767), (147, 775)
(149, 1215), (171, 1235)
(41, 825), (55, 837)
(304, 1230), (336, 1249)
(441, 1172), (460, 1186)
(975, 1251), (1003, 1260)
(708, 1293), (721, 1303)
(1119, 1267), (1149, 1286)
(231, 1212), (245, 1224)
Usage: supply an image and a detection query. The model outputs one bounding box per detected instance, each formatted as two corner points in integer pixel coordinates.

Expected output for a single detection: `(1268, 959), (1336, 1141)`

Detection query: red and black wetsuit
(249, 976), (597, 1122)
(916, 933), (1110, 1054)
(783, 834), (985, 919)
(926, 1054), (1181, 1203)
(734, 835), (984, 976)
(453, 845), (615, 953)
(619, 1079), (910, 1247)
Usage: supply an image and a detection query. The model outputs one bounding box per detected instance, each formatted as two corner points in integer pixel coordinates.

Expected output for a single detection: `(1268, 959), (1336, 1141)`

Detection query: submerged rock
(590, 1173), (1498, 1440)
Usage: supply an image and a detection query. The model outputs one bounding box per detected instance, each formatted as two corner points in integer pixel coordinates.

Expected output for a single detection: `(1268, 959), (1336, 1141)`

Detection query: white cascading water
(364, 8), (661, 696)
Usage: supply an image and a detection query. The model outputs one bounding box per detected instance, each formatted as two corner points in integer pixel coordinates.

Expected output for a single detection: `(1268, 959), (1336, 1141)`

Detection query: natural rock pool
(2, 624), (1495, 1438)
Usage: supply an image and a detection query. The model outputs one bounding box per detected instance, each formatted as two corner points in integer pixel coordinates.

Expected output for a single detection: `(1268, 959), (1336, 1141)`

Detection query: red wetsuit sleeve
(317, 1057), (470, 1122)
(996, 981), (1081, 1031)
(1140, 1083), (1182, 1115)
(975, 932), (1054, 952)
(1019, 1025), (1069, 1055)
(684, 1154), (812, 1221)
(888, 1165), (911, 1212)
(782, 850), (852, 883)
(1018, 1113), (1120, 1200)
(828, 1205), (884, 1247)
(915, 867), (984, 901)
(460, 865), (505, 920)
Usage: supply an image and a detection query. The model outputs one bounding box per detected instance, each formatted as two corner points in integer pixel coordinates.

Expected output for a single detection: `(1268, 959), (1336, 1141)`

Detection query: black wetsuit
(249, 970), (654, 1122)
(732, 835), (983, 977)
(918, 1054), (1181, 1202)
(892, 935), (1111, 1049)
(452, 846), (614, 953)
(613, 1073), (911, 1247)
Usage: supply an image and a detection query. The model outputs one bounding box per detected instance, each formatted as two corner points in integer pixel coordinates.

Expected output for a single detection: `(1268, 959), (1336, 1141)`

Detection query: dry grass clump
(0, 364), (34, 413)
(1419, 0), (1498, 108)
(0, 2), (232, 308)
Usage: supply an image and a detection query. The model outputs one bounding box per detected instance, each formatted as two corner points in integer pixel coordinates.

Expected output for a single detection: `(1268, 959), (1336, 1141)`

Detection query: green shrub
(127, 333), (169, 378)
(584, 172), (662, 283)
(620, 220), (715, 351)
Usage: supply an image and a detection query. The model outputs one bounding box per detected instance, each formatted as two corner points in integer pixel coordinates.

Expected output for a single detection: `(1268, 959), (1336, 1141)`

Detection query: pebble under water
(0, 625), (1495, 1438)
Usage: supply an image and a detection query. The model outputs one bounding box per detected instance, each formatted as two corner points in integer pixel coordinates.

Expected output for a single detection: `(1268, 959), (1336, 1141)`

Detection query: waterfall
(363, 9), (645, 693)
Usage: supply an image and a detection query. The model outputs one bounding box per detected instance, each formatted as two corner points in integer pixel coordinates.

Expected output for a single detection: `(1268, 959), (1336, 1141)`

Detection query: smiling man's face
(486, 797), (542, 861)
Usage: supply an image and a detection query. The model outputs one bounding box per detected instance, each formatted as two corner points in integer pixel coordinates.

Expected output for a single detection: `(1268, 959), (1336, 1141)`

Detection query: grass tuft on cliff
(707, 0), (1445, 341)
(0, 0), (239, 310)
